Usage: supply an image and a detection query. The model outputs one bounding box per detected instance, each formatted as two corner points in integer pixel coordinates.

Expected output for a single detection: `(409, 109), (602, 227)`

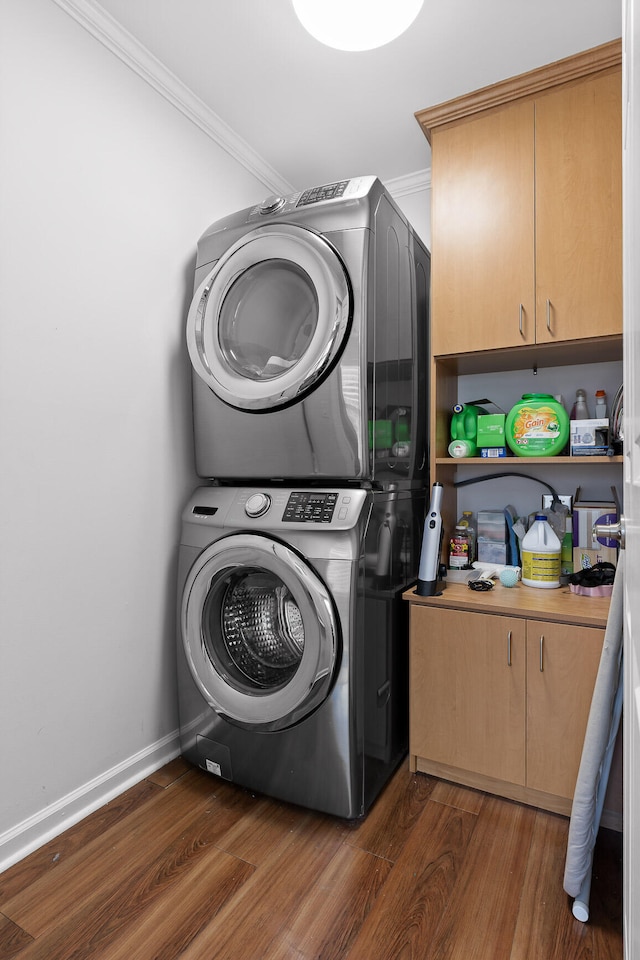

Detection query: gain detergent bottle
(505, 394), (569, 457)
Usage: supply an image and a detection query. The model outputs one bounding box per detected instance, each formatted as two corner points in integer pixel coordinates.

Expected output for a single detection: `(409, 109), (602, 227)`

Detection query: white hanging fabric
(563, 551), (624, 921)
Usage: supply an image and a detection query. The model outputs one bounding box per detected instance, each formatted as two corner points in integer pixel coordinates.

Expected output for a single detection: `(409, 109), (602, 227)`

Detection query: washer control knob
(245, 493), (271, 518)
(259, 195), (285, 215)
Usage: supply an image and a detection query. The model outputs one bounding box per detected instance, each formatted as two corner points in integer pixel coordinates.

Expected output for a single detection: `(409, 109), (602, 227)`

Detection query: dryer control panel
(296, 180), (349, 206)
(248, 176), (376, 221)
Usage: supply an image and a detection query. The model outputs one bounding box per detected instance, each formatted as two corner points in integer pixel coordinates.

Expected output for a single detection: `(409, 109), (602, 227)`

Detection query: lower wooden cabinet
(410, 606), (526, 785)
(406, 583), (608, 815)
(526, 619), (604, 799)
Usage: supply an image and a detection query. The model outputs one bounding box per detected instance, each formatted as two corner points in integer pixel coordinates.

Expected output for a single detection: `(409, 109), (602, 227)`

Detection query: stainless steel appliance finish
(177, 483), (425, 818)
(185, 176), (430, 488)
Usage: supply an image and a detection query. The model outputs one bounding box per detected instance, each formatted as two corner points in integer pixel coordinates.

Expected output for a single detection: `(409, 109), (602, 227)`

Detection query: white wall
(387, 175), (432, 248)
(0, 0), (268, 869)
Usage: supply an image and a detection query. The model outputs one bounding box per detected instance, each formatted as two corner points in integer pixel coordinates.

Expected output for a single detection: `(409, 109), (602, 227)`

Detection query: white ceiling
(93, 0), (621, 192)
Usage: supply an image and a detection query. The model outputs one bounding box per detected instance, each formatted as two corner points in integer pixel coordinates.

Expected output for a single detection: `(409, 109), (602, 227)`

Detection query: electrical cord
(453, 471), (561, 505)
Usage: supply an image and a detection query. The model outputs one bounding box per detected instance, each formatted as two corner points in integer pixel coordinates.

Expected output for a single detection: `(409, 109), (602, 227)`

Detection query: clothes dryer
(176, 483), (424, 818)
(185, 176), (430, 488)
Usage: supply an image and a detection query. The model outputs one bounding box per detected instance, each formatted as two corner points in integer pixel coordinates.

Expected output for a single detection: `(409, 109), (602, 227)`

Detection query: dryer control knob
(259, 195), (285, 215)
(245, 493), (271, 518)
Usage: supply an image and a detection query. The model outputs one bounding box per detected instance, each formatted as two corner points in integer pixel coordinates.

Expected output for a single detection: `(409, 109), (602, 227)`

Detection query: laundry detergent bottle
(449, 403), (485, 458)
(521, 515), (561, 589)
(506, 394), (569, 457)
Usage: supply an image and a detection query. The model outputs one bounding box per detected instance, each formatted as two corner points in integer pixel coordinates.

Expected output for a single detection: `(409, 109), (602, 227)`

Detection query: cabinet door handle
(507, 630), (512, 666)
(519, 303), (525, 338)
(546, 298), (552, 333)
(539, 635), (544, 672)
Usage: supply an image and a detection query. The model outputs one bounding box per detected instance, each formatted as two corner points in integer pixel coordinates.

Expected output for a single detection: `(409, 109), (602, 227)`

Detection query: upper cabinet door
(431, 100), (535, 356)
(421, 42), (623, 357)
(535, 70), (622, 343)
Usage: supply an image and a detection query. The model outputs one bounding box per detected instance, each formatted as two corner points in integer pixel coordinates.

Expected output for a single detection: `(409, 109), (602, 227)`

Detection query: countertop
(403, 578), (611, 629)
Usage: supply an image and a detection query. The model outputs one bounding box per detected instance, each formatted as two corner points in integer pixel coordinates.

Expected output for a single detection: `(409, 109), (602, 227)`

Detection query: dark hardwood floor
(0, 757), (622, 959)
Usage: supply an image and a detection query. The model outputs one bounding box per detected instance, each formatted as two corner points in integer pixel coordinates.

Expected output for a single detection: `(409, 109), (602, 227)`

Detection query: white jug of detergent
(521, 514), (561, 589)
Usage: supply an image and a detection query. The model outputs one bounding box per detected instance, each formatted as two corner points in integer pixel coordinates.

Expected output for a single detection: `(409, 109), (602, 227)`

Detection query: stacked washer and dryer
(177, 176), (430, 818)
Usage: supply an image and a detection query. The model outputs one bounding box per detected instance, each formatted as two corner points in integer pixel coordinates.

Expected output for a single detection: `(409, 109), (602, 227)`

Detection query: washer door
(181, 533), (340, 730)
(186, 224), (352, 411)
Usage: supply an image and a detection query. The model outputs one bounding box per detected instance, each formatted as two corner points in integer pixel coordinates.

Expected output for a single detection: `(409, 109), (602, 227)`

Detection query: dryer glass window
(219, 260), (318, 381)
(203, 568), (305, 691)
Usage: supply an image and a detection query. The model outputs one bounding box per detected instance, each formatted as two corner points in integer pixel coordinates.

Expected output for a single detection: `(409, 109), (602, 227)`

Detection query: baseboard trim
(0, 730), (181, 875)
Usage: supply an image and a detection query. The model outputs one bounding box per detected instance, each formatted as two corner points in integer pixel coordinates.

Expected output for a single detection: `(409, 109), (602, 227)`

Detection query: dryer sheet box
(572, 499), (618, 567)
(570, 418), (609, 455)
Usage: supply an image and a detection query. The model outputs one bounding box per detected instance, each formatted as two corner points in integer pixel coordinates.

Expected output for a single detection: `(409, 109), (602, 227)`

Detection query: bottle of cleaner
(561, 515), (573, 576)
(571, 389), (590, 420)
(457, 510), (477, 564)
(448, 439), (475, 459)
(595, 390), (607, 419)
(449, 525), (471, 569)
(521, 515), (561, 589)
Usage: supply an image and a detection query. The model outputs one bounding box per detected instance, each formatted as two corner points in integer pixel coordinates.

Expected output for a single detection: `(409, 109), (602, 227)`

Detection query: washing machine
(185, 176), (430, 488)
(176, 483), (425, 818)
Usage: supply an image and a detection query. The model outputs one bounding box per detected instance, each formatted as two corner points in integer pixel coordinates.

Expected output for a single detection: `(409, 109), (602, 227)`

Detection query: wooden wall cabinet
(417, 41), (622, 357)
(416, 41), (624, 561)
(406, 582), (608, 816)
(407, 41), (623, 825)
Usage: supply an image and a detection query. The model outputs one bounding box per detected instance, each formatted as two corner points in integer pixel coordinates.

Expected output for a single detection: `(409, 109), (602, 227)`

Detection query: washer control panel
(283, 491), (339, 523)
(216, 487), (368, 530)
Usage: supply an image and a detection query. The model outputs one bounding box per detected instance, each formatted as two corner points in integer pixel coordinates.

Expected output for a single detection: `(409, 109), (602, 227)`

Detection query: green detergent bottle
(505, 394), (569, 458)
(449, 403), (486, 458)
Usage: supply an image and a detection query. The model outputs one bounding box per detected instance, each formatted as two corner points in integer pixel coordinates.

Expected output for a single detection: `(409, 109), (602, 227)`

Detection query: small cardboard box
(570, 418), (609, 456)
(573, 547), (617, 570)
(476, 413), (506, 449)
(480, 447), (507, 458)
(572, 500), (617, 549)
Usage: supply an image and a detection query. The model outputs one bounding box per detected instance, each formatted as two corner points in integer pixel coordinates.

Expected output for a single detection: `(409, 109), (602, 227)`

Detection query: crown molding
(386, 168), (431, 198)
(416, 38), (622, 143)
(51, 0), (295, 196)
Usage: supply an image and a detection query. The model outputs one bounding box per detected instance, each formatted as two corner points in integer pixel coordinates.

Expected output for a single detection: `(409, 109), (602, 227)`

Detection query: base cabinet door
(409, 606), (526, 785)
(526, 620), (604, 798)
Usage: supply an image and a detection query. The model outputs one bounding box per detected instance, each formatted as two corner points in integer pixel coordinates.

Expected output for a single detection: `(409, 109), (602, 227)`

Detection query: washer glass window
(181, 533), (338, 729)
(219, 261), (318, 382)
(203, 567), (305, 690)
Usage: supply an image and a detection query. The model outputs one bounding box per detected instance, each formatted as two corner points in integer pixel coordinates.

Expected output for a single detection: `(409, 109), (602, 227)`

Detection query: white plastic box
(477, 510), (508, 564)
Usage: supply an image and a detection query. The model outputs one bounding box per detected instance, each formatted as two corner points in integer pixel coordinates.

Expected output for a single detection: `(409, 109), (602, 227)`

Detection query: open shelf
(435, 455), (623, 466)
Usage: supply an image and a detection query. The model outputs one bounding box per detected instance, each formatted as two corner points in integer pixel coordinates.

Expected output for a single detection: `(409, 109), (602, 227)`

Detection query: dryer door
(186, 224), (352, 411)
(181, 533), (340, 730)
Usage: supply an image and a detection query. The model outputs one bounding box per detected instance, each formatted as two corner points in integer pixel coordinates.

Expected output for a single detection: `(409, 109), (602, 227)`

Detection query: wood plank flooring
(0, 757), (622, 959)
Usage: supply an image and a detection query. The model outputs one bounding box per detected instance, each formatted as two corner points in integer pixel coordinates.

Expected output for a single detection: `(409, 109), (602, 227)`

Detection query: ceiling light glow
(292, 0), (424, 52)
